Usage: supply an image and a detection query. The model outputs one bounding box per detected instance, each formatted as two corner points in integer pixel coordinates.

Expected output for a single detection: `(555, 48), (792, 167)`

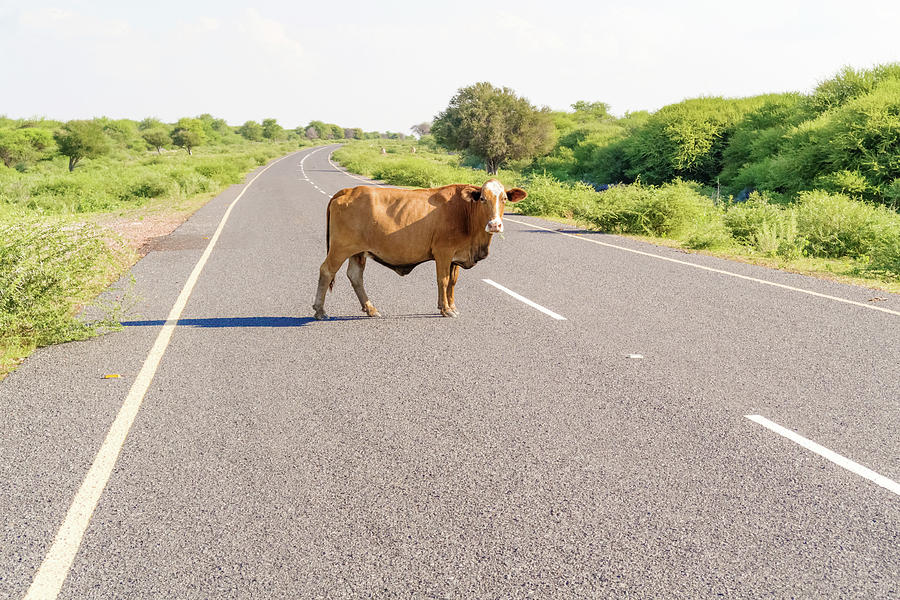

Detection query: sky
(2, 0), (898, 133)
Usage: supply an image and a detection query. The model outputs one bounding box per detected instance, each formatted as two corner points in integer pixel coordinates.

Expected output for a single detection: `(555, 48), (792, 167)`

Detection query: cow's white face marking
(483, 179), (506, 234)
(484, 180), (504, 197)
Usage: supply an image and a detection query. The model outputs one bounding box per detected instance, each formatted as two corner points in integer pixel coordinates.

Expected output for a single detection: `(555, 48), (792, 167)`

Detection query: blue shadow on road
(122, 317), (320, 328)
(520, 229), (601, 235)
(121, 314), (442, 328)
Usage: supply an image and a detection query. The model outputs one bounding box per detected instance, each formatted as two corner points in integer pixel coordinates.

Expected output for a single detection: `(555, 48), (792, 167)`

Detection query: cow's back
(326, 185), (471, 268)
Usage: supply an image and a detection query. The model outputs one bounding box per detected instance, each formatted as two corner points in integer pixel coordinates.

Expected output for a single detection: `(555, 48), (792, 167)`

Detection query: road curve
(1, 144), (898, 599)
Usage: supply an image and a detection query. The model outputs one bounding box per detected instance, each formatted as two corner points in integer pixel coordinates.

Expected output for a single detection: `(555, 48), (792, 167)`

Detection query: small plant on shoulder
(79, 273), (140, 336)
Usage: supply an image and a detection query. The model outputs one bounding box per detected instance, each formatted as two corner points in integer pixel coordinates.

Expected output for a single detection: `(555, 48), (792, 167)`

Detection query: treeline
(0, 114), (408, 173)
(530, 63), (900, 208)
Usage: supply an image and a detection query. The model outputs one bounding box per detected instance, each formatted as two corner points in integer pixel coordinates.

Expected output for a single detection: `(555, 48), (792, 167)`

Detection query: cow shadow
(121, 314), (442, 328)
(520, 228), (601, 236)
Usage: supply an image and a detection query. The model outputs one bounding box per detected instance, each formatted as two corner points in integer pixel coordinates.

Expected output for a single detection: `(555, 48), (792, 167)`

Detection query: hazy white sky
(2, 0), (898, 132)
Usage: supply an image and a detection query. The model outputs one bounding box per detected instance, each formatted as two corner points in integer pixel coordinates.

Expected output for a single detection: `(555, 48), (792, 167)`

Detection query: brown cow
(313, 179), (527, 319)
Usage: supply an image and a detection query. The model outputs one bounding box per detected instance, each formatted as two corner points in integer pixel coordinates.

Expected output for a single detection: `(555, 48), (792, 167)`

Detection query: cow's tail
(325, 198), (334, 292)
(324, 188), (354, 293)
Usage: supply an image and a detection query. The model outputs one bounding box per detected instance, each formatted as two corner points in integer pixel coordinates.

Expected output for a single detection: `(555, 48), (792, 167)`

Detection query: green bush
(724, 194), (801, 257)
(332, 142), (497, 189)
(520, 175), (728, 244)
(193, 159), (243, 185)
(166, 166), (212, 195)
(805, 63), (900, 114)
(0, 218), (131, 351)
(794, 190), (897, 258)
(119, 171), (176, 201)
(622, 96), (779, 184)
(517, 173), (595, 218)
(870, 233), (900, 277)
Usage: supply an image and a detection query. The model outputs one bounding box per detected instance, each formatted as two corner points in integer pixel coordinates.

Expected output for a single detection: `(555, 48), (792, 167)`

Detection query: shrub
(119, 171), (176, 201)
(166, 166), (212, 195)
(623, 96), (778, 184)
(193, 159), (242, 184)
(813, 170), (872, 197)
(794, 190), (895, 258)
(805, 63), (900, 114)
(0, 218), (131, 351)
(517, 173), (595, 219)
(870, 232), (900, 278)
(587, 180), (718, 238)
(724, 194), (801, 257)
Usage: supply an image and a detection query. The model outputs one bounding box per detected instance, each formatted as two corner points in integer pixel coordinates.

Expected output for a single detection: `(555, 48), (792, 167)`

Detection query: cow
(313, 179), (527, 320)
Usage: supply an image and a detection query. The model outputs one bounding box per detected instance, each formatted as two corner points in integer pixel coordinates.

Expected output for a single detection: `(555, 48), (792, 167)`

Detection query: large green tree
(262, 118), (286, 140)
(53, 120), (110, 171)
(141, 127), (172, 153)
(239, 120), (264, 141)
(432, 82), (555, 174)
(170, 118), (206, 155)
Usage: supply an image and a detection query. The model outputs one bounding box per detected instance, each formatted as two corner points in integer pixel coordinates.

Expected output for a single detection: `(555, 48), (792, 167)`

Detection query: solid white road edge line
(23, 150), (303, 600)
(327, 150), (375, 184)
(746, 414), (900, 496)
(482, 279), (567, 320)
(505, 217), (900, 318)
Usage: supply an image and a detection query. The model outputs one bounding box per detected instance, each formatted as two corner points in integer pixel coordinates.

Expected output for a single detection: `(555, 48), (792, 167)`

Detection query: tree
(305, 126), (319, 140)
(138, 117), (163, 131)
(197, 113), (235, 143)
(262, 118), (286, 140)
(571, 101), (611, 121)
(432, 82), (555, 174)
(170, 118), (205, 155)
(239, 120), (264, 141)
(0, 127), (53, 168)
(54, 120), (110, 171)
(307, 120), (330, 139)
(142, 127), (172, 153)
(411, 122), (431, 137)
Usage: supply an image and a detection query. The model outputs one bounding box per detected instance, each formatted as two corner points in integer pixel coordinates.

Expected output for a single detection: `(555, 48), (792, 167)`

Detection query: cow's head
(466, 179), (527, 234)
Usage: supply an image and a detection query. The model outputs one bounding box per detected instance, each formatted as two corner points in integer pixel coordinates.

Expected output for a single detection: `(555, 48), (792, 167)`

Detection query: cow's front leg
(446, 264), (460, 315)
(435, 259), (457, 317)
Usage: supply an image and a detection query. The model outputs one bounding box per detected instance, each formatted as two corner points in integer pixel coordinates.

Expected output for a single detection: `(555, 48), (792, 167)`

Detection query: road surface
(2, 144), (898, 598)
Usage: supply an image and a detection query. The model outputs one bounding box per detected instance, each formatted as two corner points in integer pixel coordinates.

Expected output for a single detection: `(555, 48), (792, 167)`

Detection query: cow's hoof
(314, 311), (329, 320)
(441, 309), (459, 318)
(363, 303), (381, 317)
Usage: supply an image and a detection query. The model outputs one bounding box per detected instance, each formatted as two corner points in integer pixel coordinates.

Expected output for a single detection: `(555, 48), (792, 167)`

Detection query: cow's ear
(463, 187), (481, 202)
(506, 187), (527, 203)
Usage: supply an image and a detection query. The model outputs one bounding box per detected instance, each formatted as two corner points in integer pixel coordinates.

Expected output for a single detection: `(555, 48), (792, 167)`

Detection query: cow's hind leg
(313, 250), (351, 320)
(347, 252), (380, 317)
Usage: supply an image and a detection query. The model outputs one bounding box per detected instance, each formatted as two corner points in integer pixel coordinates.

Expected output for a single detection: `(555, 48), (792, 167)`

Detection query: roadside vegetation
(334, 66), (900, 294)
(0, 114), (405, 377)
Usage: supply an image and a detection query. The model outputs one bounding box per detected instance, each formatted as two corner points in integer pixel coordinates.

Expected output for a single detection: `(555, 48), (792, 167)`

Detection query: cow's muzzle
(485, 219), (504, 234)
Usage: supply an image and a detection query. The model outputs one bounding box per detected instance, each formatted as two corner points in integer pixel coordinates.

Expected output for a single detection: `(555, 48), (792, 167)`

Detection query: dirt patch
(99, 208), (198, 257)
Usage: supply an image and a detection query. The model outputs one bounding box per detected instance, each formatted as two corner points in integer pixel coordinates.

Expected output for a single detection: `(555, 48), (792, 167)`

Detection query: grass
(333, 141), (900, 294)
(0, 139), (313, 378)
(0, 218), (134, 374)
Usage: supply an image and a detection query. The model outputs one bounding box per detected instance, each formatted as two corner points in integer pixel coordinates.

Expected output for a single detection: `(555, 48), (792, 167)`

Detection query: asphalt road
(1, 144), (898, 599)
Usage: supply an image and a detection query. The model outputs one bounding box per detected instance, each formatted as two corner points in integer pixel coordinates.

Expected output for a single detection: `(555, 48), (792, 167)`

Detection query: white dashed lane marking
(481, 279), (567, 320)
(746, 415), (900, 497)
